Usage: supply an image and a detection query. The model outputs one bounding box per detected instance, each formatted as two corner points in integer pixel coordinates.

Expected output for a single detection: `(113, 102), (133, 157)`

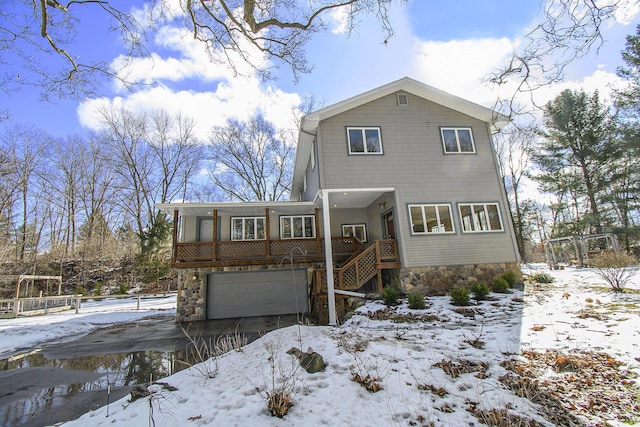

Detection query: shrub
(407, 292), (426, 310)
(94, 282), (102, 296)
(500, 271), (518, 288)
(470, 281), (490, 300)
(530, 272), (554, 284)
(449, 287), (470, 306)
(117, 283), (128, 295)
(76, 284), (86, 296)
(591, 251), (638, 293)
(381, 286), (399, 306)
(491, 277), (510, 293)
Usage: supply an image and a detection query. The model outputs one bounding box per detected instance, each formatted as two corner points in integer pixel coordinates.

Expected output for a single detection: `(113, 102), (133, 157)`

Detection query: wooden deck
(171, 236), (367, 268)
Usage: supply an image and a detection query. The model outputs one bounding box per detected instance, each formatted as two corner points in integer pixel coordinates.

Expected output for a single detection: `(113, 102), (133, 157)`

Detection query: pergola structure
(0, 275), (63, 298)
(544, 233), (620, 269)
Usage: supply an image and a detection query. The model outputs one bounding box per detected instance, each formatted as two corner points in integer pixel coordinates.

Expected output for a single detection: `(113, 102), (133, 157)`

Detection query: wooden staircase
(311, 240), (400, 323)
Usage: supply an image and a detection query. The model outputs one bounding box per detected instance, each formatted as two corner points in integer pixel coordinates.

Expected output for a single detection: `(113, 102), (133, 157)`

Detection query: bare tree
(0, 0), (146, 99)
(147, 110), (203, 204)
(495, 123), (538, 259)
(99, 106), (156, 244)
(1, 1), (631, 113)
(208, 114), (295, 201)
(489, 0), (621, 117)
(0, 125), (49, 260)
(2, 0), (402, 97)
(99, 107), (202, 249)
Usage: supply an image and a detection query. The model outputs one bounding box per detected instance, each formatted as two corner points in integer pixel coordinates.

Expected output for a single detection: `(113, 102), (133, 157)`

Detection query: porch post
(265, 208), (271, 258)
(172, 209), (179, 263)
(321, 189), (337, 325)
(212, 209), (218, 261)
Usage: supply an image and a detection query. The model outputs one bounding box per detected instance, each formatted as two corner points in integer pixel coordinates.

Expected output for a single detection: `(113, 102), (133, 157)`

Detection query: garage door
(206, 269), (308, 319)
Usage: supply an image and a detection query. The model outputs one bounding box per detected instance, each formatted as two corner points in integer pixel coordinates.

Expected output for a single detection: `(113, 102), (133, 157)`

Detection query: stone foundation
(400, 262), (521, 295)
(176, 268), (207, 322)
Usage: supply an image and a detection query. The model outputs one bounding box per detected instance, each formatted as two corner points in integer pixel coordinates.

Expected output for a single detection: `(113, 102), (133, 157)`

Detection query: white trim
(458, 202), (504, 232)
(335, 289), (366, 298)
(346, 127), (383, 155)
(441, 127), (476, 153)
(408, 204), (455, 234)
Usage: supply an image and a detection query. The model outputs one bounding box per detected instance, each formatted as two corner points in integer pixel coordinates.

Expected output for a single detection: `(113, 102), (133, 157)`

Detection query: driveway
(0, 314), (299, 427)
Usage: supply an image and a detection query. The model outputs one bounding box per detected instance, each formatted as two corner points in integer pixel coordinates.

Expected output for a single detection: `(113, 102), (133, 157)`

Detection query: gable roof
(291, 77), (509, 200)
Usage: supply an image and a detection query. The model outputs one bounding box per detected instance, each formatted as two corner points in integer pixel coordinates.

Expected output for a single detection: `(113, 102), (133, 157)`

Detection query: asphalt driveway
(0, 314), (299, 427)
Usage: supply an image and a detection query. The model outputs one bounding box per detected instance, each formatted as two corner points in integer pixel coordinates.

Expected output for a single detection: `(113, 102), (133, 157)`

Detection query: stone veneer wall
(176, 268), (207, 322)
(175, 264), (314, 322)
(401, 262), (521, 295)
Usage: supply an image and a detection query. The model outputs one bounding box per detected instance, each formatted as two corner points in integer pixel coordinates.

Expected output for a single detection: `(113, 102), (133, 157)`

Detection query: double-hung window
(231, 217), (266, 240)
(441, 127), (475, 153)
(347, 127), (383, 154)
(409, 204), (454, 234)
(459, 203), (503, 232)
(281, 215), (315, 239)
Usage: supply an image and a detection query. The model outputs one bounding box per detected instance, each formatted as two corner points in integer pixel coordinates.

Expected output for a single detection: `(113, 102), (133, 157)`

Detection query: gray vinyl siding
(330, 208), (368, 237)
(180, 212), (325, 242)
(182, 216), (197, 242)
(317, 92), (518, 267)
(302, 142), (321, 202)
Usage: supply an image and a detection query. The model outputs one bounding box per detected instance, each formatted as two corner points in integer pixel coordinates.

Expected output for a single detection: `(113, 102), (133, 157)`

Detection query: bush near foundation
(407, 292), (426, 309)
(449, 287), (471, 306)
(500, 271), (518, 288)
(491, 277), (510, 293)
(381, 286), (399, 306)
(470, 281), (490, 300)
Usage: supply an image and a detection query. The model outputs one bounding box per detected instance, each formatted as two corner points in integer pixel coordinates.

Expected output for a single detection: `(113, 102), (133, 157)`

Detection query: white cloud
(410, 37), (515, 106)
(329, 7), (349, 34)
(78, 77), (301, 141)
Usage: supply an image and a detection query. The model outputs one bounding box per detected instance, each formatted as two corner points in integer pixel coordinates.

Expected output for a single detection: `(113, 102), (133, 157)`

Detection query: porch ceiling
(322, 188), (394, 209)
(156, 201), (317, 217)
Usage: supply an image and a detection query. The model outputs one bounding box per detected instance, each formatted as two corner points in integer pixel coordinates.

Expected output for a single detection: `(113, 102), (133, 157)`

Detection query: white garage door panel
(206, 269), (308, 319)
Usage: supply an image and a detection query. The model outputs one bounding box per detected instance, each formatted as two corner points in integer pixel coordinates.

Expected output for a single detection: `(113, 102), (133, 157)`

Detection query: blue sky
(0, 1), (638, 140)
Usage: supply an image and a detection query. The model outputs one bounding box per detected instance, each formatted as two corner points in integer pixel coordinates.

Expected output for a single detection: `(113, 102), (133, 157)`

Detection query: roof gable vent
(397, 93), (409, 106)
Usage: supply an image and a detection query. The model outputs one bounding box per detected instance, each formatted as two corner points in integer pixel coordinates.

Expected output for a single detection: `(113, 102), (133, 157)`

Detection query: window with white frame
(342, 224), (367, 242)
(347, 127), (383, 154)
(409, 204), (455, 234)
(440, 127), (475, 153)
(458, 203), (503, 232)
(280, 215), (315, 239)
(231, 217), (266, 240)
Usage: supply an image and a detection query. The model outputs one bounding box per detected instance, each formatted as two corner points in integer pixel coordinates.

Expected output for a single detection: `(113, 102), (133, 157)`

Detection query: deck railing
(313, 239), (400, 293)
(174, 236), (361, 264)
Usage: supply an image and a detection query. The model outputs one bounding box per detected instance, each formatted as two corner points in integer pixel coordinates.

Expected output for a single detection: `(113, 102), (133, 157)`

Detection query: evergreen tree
(533, 89), (613, 235)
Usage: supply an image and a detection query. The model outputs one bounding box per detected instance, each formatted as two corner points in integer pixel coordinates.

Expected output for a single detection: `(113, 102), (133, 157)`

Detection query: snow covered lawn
(5, 266), (640, 426)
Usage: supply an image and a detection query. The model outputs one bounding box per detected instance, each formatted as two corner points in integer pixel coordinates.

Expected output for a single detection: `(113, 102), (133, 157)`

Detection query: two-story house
(157, 77), (521, 325)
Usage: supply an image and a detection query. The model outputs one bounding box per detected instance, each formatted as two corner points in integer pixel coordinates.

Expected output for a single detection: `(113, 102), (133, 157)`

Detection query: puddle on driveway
(0, 349), (189, 427)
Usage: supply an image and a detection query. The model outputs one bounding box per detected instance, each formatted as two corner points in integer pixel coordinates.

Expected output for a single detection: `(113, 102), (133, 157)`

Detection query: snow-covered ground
(3, 266), (640, 426)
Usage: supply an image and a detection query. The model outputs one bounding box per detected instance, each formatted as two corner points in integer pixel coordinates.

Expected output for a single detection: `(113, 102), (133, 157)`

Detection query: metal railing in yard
(0, 292), (176, 319)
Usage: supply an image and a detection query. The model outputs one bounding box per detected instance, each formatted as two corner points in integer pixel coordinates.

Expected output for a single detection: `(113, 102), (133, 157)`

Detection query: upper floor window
(232, 217), (266, 240)
(441, 127), (475, 153)
(459, 203), (503, 232)
(347, 127), (383, 154)
(409, 204), (455, 234)
(281, 215), (315, 239)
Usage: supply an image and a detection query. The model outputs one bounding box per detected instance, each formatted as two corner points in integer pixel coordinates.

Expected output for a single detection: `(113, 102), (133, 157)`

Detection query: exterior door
(382, 210), (396, 239)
